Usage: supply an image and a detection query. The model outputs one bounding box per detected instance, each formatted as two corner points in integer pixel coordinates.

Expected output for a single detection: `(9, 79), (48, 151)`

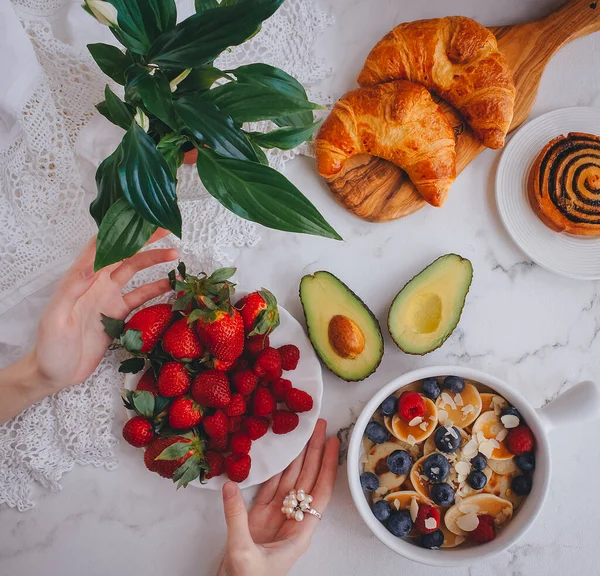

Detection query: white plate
(496, 107), (600, 280)
(124, 300), (323, 490)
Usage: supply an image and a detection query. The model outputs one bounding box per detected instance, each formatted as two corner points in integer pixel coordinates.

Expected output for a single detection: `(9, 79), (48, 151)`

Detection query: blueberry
(467, 470), (488, 490)
(422, 453), (450, 482)
(511, 474), (532, 496)
(387, 509), (413, 538)
(420, 529), (445, 549)
(387, 450), (413, 476)
(500, 406), (522, 426)
(430, 483), (455, 507)
(470, 453), (488, 471)
(443, 376), (465, 393)
(360, 472), (379, 492)
(365, 421), (390, 444)
(380, 395), (398, 416)
(373, 499), (391, 522)
(434, 426), (462, 453)
(422, 377), (441, 401)
(515, 452), (535, 472)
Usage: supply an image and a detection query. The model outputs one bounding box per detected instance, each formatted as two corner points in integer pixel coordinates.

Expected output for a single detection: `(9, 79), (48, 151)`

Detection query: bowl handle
(536, 380), (600, 433)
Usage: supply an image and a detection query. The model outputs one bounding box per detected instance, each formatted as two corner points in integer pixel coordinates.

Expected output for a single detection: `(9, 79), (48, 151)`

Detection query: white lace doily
(0, 0), (333, 511)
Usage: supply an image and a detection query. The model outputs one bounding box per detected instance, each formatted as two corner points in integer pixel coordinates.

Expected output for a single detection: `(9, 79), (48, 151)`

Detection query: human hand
(217, 419), (340, 576)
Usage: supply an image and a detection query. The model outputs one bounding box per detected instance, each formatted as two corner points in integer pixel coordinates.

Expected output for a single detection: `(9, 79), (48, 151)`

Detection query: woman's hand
(218, 419), (340, 576)
(0, 231), (178, 424)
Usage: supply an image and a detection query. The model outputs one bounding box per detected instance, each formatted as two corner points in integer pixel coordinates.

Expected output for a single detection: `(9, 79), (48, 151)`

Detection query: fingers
(294, 419), (327, 494)
(67, 235), (97, 277)
(254, 471), (283, 506)
(123, 279), (173, 310)
(273, 446), (307, 504)
(146, 228), (171, 245)
(111, 248), (179, 287)
(222, 482), (253, 549)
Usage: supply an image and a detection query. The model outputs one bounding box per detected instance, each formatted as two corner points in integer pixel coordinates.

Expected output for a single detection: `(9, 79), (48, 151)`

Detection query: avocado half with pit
(300, 271), (384, 382)
(388, 254), (473, 355)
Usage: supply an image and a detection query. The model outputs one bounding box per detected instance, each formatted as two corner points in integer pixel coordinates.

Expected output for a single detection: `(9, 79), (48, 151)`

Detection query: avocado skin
(387, 254), (473, 356)
(299, 271), (384, 382)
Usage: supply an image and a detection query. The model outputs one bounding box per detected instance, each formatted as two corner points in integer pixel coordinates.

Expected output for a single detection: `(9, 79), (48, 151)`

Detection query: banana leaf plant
(83, 0), (341, 271)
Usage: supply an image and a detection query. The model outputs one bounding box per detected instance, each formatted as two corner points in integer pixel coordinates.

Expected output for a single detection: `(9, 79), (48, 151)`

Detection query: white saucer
(496, 107), (600, 280)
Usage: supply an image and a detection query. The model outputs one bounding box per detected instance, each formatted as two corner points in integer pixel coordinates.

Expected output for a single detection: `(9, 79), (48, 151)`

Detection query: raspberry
(414, 504), (440, 535)
(203, 410), (229, 438)
(204, 450), (224, 479)
(398, 391), (425, 422)
(230, 432), (252, 455)
(254, 347), (282, 380)
(272, 410), (299, 434)
(246, 334), (270, 356)
(271, 378), (292, 402)
(506, 425), (534, 456)
(225, 453), (251, 483)
(278, 344), (300, 371)
(209, 434), (229, 452)
(225, 394), (246, 417)
(252, 388), (276, 417)
(230, 369), (259, 396)
(471, 514), (496, 543)
(285, 388), (314, 413)
(228, 415), (243, 433)
(243, 416), (269, 440)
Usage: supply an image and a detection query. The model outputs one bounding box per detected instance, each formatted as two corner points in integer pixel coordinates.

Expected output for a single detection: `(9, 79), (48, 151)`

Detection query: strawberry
(285, 388), (313, 413)
(272, 410), (299, 435)
(246, 334), (270, 356)
(122, 416), (154, 447)
(169, 396), (203, 429)
(506, 425), (534, 455)
(225, 453), (251, 483)
(230, 432), (252, 455)
(212, 358), (236, 372)
(271, 378), (292, 402)
(243, 416), (269, 440)
(225, 394), (246, 417)
(202, 409), (229, 438)
(252, 388), (276, 417)
(157, 362), (191, 397)
(123, 304), (173, 353)
(205, 450), (224, 479)
(195, 308), (244, 363)
(209, 434), (229, 452)
(235, 289), (280, 336)
(414, 505), (441, 535)
(171, 264), (236, 310)
(191, 370), (231, 408)
(278, 344), (300, 371)
(398, 391), (425, 422)
(136, 369), (158, 396)
(228, 415), (242, 433)
(471, 514), (496, 543)
(253, 347), (282, 380)
(162, 317), (203, 361)
(230, 369), (259, 396)
(232, 354), (251, 372)
(143, 432), (207, 487)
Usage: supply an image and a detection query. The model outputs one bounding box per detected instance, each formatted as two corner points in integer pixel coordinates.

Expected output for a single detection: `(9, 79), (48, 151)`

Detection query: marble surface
(2, 0), (600, 574)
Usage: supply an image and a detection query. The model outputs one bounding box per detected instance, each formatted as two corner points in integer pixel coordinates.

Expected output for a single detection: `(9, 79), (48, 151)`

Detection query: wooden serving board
(327, 0), (600, 222)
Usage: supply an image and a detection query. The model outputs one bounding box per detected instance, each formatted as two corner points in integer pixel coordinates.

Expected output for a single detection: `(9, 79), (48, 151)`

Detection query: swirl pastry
(528, 132), (600, 236)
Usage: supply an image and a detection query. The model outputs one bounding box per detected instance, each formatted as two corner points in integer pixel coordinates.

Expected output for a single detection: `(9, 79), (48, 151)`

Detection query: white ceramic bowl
(347, 366), (600, 567)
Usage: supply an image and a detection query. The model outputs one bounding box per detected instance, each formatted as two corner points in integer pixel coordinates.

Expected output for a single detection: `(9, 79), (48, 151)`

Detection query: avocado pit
(328, 314), (365, 359)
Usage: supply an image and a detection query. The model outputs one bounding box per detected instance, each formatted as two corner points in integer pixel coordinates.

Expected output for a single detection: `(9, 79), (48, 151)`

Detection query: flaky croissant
(358, 16), (516, 149)
(315, 80), (456, 207)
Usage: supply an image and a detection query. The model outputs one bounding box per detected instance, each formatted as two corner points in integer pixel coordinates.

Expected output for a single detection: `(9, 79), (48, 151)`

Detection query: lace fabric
(0, 0), (333, 510)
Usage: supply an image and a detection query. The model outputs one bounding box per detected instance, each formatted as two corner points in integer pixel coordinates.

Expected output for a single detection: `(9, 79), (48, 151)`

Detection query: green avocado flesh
(388, 254), (473, 355)
(300, 271), (384, 382)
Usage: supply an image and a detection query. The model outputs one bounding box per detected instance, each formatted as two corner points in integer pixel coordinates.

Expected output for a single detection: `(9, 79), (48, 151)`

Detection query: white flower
(170, 69), (192, 93)
(83, 0), (118, 27)
(134, 108), (149, 132)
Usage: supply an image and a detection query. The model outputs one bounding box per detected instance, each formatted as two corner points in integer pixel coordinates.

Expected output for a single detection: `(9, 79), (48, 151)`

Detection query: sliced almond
(501, 414), (520, 429)
(438, 409), (448, 423)
(461, 404), (475, 415)
(446, 426), (458, 439)
(462, 439), (478, 458)
(496, 429), (509, 442)
(455, 461), (470, 476)
(410, 497), (419, 522)
(407, 434), (417, 445)
(441, 392), (457, 410)
(479, 440), (495, 458)
(456, 513), (480, 532)
(420, 422), (429, 431)
(409, 416), (423, 427)
(425, 517), (438, 530)
(458, 503), (480, 514)
(454, 393), (464, 406)
(393, 499), (401, 510)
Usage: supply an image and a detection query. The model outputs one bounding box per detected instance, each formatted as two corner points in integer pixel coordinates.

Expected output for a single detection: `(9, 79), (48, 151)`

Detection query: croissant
(315, 80), (456, 207)
(357, 16), (516, 149)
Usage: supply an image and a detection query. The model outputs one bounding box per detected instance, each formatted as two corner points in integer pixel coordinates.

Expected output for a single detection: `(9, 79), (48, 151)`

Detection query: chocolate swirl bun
(528, 132), (600, 236)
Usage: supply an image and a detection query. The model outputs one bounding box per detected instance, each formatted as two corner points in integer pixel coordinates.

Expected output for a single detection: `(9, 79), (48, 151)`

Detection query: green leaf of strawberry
(130, 390), (156, 418)
(120, 329), (144, 353)
(172, 292), (193, 311)
(153, 395), (170, 417)
(101, 314), (125, 339)
(156, 441), (194, 460)
(208, 267), (236, 283)
(119, 357), (146, 374)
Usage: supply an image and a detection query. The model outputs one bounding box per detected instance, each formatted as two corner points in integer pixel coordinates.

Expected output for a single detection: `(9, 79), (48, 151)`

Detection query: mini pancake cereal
(360, 375), (535, 550)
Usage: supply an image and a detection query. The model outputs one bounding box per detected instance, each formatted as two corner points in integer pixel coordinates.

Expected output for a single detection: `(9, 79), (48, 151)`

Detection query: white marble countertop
(2, 0), (600, 574)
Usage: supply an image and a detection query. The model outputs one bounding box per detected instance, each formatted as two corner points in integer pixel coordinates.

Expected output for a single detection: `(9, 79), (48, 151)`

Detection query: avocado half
(299, 271), (384, 382)
(388, 254), (473, 355)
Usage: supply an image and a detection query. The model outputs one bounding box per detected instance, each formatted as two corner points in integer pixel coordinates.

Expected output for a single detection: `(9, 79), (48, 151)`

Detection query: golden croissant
(315, 80), (456, 207)
(358, 16), (516, 149)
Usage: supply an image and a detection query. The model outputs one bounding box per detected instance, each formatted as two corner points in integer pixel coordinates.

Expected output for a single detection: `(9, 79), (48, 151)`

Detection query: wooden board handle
(542, 0), (600, 45)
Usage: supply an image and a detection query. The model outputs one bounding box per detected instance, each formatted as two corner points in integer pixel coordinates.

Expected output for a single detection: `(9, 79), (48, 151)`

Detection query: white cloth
(0, 0), (333, 510)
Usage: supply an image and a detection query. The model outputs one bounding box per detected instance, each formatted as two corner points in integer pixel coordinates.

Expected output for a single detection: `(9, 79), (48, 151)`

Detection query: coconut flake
(454, 393), (464, 406)
(456, 513), (480, 532)
(496, 429), (509, 442)
(501, 414), (520, 429)
(425, 517), (438, 530)
(407, 434), (417, 446)
(409, 416), (423, 427)
(441, 392), (457, 410)
(420, 422), (429, 431)
(410, 497), (419, 522)
(455, 461), (470, 476)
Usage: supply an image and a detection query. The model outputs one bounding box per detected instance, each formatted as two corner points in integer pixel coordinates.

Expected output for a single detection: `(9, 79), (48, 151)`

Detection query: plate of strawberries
(103, 264), (323, 490)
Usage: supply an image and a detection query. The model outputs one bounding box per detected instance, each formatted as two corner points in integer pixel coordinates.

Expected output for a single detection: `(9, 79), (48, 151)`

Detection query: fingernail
(223, 481), (238, 499)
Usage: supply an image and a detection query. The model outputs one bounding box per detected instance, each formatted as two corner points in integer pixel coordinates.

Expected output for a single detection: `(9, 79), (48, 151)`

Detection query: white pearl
(297, 489), (305, 495)
(283, 498), (290, 506)
(300, 501), (310, 510)
(281, 506), (293, 514)
(286, 512), (293, 519)
(288, 498), (298, 508)
(294, 510), (304, 522)
(305, 495), (313, 503)
(289, 490), (296, 497)
(297, 492), (305, 501)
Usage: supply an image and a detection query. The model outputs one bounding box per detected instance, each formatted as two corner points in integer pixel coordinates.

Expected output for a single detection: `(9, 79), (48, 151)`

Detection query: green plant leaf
(90, 145), (124, 226)
(250, 141), (269, 166)
(173, 96), (258, 162)
(203, 82), (321, 124)
(121, 328), (144, 353)
(87, 43), (131, 85)
(147, 0), (284, 68)
(94, 198), (157, 271)
(102, 85), (135, 130)
(157, 134), (186, 179)
(194, 0), (218, 12)
(118, 123), (182, 236)
(133, 69), (179, 128)
(153, 395), (170, 416)
(172, 66), (228, 96)
(102, 0), (151, 54)
(101, 314), (125, 339)
(196, 148), (341, 240)
(130, 390), (156, 418)
(119, 357), (146, 373)
(156, 442), (193, 460)
(124, 64), (147, 105)
(247, 120), (322, 150)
